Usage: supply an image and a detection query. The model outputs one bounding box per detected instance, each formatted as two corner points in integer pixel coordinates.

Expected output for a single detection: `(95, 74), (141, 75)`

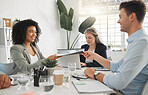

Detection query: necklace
(26, 46), (32, 50)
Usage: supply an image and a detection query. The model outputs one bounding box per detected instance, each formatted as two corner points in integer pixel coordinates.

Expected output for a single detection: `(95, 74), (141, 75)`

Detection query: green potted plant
(57, 0), (74, 49)
(42, 59), (59, 76)
(57, 0), (96, 49)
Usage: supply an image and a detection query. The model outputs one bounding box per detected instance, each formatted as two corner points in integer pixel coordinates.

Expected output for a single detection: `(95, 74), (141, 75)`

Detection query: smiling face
(85, 32), (96, 46)
(25, 26), (37, 43)
(117, 8), (131, 33)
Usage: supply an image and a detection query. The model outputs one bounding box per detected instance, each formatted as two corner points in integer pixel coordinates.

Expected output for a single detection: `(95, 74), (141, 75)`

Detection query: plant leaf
(69, 8), (74, 20)
(78, 17), (96, 34)
(60, 13), (68, 29)
(57, 0), (67, 15)
(67, 16), (72, 31)
(60, 13), (72, 31)
(42, 59), (58, 68)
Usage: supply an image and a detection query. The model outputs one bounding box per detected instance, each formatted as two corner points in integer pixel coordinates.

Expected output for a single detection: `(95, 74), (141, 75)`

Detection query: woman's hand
(80, 62), (87, 67)
(48, 54), (62, 60)
(56, 65), (62, 67)
(0, 74), (11, 89)
(81, 51), (95, 60)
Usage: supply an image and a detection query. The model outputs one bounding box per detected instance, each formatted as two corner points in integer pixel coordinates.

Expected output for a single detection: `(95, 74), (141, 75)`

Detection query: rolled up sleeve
(103, 39), (148, 90)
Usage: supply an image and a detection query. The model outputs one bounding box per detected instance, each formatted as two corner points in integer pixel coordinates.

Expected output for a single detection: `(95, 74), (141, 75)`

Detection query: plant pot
(47, 67), (62, 76)
(47, 68), (54, 76)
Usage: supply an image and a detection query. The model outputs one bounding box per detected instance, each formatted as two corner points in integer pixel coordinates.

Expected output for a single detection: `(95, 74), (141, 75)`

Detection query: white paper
(56, 49), (84, 57)
(72, 80), (114, 93)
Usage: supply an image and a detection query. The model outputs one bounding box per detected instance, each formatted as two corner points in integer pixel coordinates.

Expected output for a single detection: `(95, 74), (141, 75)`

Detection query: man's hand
(80, 62), (87, 67)
(81, 51), (95, 60)
(0, 74), (11, 89)
(84, 67), (95, 79)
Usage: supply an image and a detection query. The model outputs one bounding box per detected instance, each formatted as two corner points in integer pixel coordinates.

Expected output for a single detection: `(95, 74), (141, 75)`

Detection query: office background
(0, 0), (148, 59)
(0, 0), (79, 58)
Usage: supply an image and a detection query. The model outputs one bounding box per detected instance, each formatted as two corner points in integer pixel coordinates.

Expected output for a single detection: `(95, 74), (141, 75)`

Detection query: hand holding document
(56, 49), (84, 57)
(48, 54), (62, 60)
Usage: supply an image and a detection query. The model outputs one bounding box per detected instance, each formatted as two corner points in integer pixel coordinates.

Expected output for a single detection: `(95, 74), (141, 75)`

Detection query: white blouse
(29, 54), (38, 64)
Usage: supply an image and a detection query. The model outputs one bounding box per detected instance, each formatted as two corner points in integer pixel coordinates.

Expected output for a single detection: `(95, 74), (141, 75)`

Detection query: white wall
(0, 0), (79, 57)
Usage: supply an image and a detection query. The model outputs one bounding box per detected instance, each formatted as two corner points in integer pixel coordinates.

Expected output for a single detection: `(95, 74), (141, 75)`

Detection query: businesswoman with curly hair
(10, 19), (59, 74)
(80, 27), (107, 67)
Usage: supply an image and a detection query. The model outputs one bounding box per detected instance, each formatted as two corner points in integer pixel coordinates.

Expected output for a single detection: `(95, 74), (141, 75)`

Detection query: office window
(79, 0), (148, 50)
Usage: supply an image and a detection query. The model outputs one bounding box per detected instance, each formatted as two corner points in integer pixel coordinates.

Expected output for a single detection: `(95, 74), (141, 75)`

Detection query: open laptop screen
(58, 54), (81, 69)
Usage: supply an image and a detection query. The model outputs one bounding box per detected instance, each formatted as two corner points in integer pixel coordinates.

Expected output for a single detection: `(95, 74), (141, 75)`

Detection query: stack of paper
(72, 80), (114, 93)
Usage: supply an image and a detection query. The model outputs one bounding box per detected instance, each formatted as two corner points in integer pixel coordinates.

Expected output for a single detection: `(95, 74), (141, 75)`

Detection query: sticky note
(75, 82), (86, 85)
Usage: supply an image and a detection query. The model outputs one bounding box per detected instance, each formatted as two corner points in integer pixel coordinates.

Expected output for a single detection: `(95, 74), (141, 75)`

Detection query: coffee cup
(53, 70), (64, 85)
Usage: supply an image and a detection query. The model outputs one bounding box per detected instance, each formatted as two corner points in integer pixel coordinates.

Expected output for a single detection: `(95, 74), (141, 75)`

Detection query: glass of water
(39, 75), (54, 95)
(17, 73), (30, 87)
(10, 74), (19, 86)
(68, 62), (76, 82)
(63, 68), (71, 83)
(68, 62), (76, 72)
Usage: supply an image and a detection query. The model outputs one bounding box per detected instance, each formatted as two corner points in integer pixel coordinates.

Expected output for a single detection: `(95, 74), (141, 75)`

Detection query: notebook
(72, 80), (114, 93)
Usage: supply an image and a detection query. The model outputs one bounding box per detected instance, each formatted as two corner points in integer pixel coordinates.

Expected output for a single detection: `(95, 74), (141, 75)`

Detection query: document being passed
(56, 49), (84, 57)
(72, 80), (114, 93)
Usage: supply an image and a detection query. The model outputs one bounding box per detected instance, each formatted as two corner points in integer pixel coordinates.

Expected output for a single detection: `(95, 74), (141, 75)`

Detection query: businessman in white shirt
(0, 71), (11, 89)
(82, 0), (148, 95)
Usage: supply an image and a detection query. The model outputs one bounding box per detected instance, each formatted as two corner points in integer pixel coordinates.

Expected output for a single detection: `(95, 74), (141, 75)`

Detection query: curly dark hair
(12, 19), (41, 46)
(119, 0), (146, 24)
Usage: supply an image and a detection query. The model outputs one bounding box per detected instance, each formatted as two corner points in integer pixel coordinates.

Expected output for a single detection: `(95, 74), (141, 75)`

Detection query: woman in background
(80, 27), (107, 67)
(11, 19), (59, 74)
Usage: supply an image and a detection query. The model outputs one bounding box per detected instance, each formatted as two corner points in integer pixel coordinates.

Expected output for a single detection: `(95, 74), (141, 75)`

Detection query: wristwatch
(94, 71), (100, 80)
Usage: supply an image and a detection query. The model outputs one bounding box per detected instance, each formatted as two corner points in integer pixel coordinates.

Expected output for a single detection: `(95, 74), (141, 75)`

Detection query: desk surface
(0, 69), (115, 95)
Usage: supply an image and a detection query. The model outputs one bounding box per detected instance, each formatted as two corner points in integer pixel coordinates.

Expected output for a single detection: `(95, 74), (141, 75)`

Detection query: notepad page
(72, 80), (113, 93)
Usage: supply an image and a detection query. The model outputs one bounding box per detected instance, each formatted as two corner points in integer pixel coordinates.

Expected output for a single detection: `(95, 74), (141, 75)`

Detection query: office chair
(141, 81), (148, 95)
(0, 62), (14, 75)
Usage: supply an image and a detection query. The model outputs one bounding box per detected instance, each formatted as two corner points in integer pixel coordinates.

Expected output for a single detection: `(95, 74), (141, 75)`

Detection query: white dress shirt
(103, 29), (148, 95)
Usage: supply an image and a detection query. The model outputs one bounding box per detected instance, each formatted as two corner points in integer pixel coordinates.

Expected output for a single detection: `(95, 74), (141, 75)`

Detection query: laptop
(58, 54), (81, 69)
